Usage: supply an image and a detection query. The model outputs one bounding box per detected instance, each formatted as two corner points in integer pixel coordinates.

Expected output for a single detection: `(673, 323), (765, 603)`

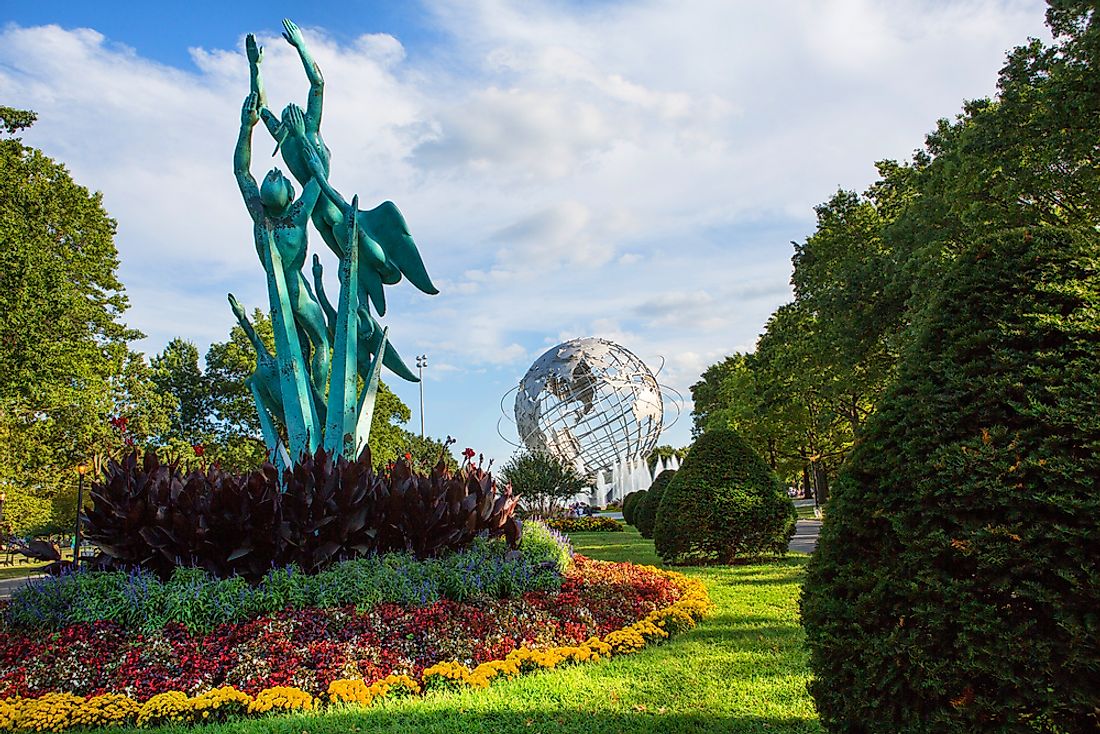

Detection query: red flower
(109, 416), (129, 432)
(0, 556), (694, 702)
(404, 452), (412, 461)
(462, 448), (476, 460)
(192, 444), (205, 457)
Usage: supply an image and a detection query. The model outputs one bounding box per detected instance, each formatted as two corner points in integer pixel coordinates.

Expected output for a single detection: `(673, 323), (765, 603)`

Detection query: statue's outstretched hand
(228, 294), (246, 322)
(242, 93), (260, 127)
(284, 103), (307, 138)
(282, 19), (304, 48)
(245, 34), (263, 64)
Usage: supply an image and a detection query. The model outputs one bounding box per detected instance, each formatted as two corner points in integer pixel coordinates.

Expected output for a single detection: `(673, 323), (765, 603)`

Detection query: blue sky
(1, 0), (1050, 467)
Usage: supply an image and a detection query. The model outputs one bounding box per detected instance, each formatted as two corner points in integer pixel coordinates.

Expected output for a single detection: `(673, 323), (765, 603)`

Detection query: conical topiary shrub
(634, 471), (675, 539)
(653, 430), (795, 564)
(622, 490), (644, 526)
(801, 228), (1100, 733)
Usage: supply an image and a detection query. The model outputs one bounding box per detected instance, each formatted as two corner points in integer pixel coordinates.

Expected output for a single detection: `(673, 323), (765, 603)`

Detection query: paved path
(790, 520), (821, 554)
(0, 574), (42, 599)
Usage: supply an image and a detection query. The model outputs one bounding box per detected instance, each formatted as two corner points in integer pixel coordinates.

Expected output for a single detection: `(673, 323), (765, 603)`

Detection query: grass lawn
(0, 560), (48, 581)
(794, 505), (821, 520)
(107, 528), (823, 734)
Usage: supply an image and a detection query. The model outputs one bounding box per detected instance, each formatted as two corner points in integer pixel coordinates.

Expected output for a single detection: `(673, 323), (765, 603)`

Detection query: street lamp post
(416, 355), (427, 438)
(74, 463), (88, 569)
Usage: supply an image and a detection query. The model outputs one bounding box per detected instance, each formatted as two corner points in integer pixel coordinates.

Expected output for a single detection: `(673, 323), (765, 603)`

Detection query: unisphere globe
(514, 337), (664, 474)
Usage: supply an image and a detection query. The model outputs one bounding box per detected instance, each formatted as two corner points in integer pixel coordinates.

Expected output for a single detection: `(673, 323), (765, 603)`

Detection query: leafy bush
(9, 521), (571, 633)
(520, 519), (574, 573)
(634, 471), (675, 539)
(801, 228), (1100, 733)
(500, 451), (589, 515)
(546, 516), (623, 533)
(83, 448), (520, 580)
(654, 430), (794, 564)
(621, 490), (644, 525)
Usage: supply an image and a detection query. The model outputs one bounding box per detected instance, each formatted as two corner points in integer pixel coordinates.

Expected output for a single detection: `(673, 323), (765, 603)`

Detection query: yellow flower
(0, 699), (18, 730)
(328, 679), (375, 706)
(70, 693), (140, 728)
(137, 691), (190, 728)
(422, 661), (475, 691)
(190, 686), (252, 720)
(373, 674), (421, 699)
(247, 686), (314, 715)
(15, 693), (85, 732)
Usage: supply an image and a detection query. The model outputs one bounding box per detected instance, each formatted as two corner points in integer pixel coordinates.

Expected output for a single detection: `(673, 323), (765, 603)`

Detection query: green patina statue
(230, 19), (436, 466)
(246, 20), (438, 317)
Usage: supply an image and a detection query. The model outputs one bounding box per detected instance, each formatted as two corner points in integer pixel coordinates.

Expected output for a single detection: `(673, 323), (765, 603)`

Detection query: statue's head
(260, 168), (294, 210)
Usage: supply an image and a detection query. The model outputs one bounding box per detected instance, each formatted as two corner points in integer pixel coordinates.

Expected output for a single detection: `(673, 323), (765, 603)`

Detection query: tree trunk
(813, 461), (830, 504)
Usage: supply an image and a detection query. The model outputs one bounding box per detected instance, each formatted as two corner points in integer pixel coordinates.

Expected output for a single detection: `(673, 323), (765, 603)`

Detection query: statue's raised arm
(234, 93), (263, 221)
(282, 19), (324, 135)
(245, 34), (281, 141)
(290, 110), (351, 215)
(285, 103), (438, 314)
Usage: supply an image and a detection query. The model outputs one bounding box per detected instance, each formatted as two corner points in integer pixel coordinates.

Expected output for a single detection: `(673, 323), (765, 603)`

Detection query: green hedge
(654, 429), (794, 564)
(622, 490), (645, 525)
(801, 228), (1100, 733)
(546, 516), (623, 533)
(635, 471), (675, 539)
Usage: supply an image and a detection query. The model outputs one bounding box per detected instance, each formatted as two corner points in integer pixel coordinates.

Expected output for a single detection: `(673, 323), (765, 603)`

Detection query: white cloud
(0, 0), (1051, 463)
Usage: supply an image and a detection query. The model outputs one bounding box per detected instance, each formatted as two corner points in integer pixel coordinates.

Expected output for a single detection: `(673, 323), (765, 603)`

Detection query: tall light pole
(74, 462), (88, 568)
(416, 354), (427, 438)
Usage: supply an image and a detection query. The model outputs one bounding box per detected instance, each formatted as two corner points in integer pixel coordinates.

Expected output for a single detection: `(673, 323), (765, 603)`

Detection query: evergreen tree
(654, 430), (794, 564)
(801, 228), (1100, 732)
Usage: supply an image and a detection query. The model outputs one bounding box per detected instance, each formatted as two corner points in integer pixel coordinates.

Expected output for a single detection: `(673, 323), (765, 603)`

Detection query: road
(0, 574), (41, 599)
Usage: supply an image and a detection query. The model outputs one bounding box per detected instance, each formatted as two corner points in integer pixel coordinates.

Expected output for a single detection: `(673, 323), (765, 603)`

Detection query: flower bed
(546, 517), (624, 533)
(0, 559), (709, 731)
(9, 524), (572, 633)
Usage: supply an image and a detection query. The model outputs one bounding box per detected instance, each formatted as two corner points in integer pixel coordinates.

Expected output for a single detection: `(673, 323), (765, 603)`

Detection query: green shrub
(546, 516), (623, 533)
(801, 228), (1100, 733)
(8, 522), (572, 633)
(521, 518), (574, 573)
(622, 490), (644, 525)
(653, 430), (795, 564)
(635, 470), (675, 539)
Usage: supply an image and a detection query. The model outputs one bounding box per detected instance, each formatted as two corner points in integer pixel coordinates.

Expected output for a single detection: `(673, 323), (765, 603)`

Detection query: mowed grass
(111, 527), (823, 734)
(0, 561), (47, 581)
(795, 505), (820, 520)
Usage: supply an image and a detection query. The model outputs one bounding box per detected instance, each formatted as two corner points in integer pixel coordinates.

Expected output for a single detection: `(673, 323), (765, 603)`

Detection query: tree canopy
(691, 2), (1100, 498)
(0, 106), (167, 534)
